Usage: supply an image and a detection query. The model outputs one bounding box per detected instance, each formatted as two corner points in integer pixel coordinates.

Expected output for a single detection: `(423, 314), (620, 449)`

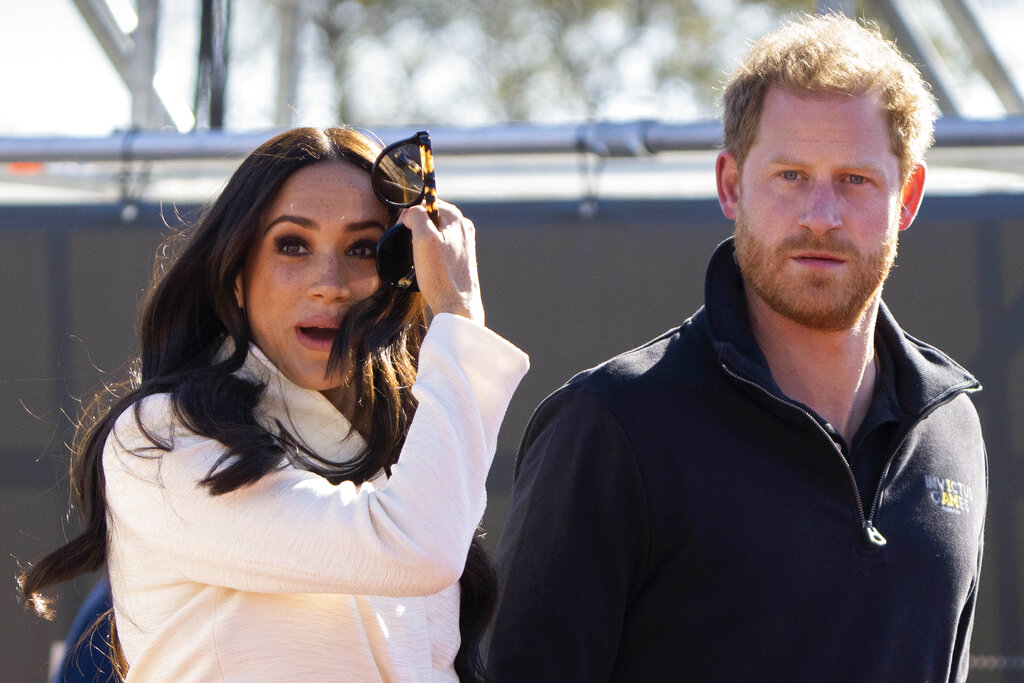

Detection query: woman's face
(236, 161), (387, 407)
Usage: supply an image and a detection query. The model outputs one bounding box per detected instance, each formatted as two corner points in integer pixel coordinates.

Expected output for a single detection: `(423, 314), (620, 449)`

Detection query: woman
(20, 127), (529, 681)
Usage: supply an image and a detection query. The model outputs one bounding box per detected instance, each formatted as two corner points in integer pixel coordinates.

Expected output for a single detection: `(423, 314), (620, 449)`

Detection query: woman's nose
(800, 181), (841, 234)
(309, 256), (349, 301)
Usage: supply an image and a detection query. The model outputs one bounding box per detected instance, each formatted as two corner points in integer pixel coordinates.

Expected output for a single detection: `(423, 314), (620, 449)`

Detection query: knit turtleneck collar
(237, 343), (368, 467)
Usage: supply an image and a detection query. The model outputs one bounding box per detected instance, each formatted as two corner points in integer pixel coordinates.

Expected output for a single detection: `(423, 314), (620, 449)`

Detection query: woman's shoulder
(104, 391), (226, 487)
(111, 392), (174, 429)
(107, 392), (192, 456)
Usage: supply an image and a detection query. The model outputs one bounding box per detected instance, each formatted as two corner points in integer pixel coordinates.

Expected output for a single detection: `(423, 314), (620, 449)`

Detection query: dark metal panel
(2, 193), (1022, 679)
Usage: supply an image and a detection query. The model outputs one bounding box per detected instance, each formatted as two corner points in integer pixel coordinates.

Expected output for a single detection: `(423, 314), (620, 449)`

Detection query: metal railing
(1, 116), (1023, 164)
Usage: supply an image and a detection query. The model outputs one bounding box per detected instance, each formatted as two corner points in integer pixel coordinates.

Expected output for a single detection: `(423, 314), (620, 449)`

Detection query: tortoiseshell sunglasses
(370, 130), (439, 291)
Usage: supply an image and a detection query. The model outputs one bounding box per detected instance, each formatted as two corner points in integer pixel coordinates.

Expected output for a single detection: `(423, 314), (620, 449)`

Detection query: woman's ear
(234, 273), (245, 310)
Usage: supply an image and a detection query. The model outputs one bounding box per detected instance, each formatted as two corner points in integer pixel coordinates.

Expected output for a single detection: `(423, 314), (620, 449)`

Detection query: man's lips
(792, 251), (846, 268)
(296, 315), (342, 351)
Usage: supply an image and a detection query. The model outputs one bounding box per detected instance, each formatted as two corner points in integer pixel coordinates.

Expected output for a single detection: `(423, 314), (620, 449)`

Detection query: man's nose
(800, 181), (842, 234)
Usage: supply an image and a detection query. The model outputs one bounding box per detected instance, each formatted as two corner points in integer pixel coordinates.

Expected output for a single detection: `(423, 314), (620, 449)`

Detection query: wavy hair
(20, 127), (495, 681)
(722, 12), (937, 183)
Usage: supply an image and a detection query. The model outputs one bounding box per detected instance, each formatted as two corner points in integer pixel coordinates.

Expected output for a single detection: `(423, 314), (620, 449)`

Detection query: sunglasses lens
(375, 222), (418, 291)
(373, 142), (425, 207)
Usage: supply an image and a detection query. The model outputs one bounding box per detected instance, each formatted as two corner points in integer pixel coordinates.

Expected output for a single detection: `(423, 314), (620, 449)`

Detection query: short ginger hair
(721, 12), (937, 182)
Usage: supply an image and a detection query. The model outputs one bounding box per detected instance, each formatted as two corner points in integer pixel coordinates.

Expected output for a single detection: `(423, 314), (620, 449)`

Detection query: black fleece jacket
(487, 238), (987, 682)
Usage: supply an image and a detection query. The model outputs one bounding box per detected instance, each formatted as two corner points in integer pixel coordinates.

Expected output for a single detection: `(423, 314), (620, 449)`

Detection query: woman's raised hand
(399, 200), (485, 325)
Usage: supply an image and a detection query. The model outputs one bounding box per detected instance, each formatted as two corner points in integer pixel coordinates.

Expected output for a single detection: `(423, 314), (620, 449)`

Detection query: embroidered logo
(924, 475), (973, 514)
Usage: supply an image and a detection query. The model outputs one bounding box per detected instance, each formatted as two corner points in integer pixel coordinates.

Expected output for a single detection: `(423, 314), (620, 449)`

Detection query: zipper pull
(863, 521), (887, 547)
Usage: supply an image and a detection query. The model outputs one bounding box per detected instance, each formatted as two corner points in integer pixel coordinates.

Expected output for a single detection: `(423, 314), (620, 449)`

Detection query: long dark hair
(19, 127), (496, 681)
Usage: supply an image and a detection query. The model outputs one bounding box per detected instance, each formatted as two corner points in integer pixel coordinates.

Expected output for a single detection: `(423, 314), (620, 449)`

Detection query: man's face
(718, 87), (918, 332)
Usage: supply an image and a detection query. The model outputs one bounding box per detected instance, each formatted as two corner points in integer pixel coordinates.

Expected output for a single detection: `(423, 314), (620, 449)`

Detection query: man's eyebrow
(765, 154), (887, 174)
(764, 154), (805, 167)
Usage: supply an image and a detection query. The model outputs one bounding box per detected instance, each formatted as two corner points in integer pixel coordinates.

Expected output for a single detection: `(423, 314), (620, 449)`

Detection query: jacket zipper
(721, 363), (887, 547)
(862, 387), (972, 529)
(863, 428), (913, 537)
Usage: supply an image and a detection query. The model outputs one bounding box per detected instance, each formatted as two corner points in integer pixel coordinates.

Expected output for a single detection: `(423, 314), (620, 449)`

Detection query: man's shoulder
(558, 319), (704, 406)
(515, 324), (698, 479)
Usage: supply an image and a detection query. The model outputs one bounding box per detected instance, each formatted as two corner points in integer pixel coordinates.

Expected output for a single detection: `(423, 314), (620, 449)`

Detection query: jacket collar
(701, 237), (980, 416)
(237, 343), (368, 465)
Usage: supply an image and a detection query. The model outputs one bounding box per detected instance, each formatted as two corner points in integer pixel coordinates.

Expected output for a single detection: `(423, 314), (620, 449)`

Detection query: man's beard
(733, 210), (898, 332)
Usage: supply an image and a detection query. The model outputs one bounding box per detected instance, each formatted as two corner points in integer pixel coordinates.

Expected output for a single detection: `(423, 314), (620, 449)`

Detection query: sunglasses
(370, 130), (439, 291)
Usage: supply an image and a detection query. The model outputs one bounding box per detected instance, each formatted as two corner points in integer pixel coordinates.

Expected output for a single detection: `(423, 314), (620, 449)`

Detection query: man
(486, 13), (986, 682)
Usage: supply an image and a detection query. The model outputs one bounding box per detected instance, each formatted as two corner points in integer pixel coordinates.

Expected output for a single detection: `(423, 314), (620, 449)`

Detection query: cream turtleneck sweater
(104, 314), (528, 681)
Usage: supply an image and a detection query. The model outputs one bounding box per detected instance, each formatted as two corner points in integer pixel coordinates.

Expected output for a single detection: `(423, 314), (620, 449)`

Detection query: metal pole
(132, 0), (163, 129)
(0, 117), (1021, 164)
(71, 0), (175, 128)
(939, 0), (1024, 114)
(275, 1), (302, 128)
(195, 0), (231, 129)
(864, 0), (965, 116)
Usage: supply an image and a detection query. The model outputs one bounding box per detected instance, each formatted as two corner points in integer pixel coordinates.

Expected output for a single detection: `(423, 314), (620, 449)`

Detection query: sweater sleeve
(104, 314), (528, 597)
(485, 384), (649, 682)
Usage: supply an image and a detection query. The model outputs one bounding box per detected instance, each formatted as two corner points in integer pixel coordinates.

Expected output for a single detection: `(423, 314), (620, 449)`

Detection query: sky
(1, 0), (1023, 137)
(2, 0), (131, 136)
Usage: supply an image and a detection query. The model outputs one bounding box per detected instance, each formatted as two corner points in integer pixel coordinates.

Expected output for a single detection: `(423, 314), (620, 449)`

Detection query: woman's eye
(274, 237), (310, 256)
(347, 240), (377, 259)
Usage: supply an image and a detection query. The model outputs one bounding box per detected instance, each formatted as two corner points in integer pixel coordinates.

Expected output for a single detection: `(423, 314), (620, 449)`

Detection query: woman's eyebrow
(262, 216), (386, 233)
(346, 219), (388, 232)
(263, 214), (315, 233)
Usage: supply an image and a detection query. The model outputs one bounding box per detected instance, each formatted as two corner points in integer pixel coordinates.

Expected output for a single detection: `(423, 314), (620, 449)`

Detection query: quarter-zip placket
(721, 362), (888, 547)
(859, 383), (979, 538)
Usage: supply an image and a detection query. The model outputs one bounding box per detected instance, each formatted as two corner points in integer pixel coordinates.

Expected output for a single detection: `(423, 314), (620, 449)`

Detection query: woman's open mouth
(296, 323), (340, 351)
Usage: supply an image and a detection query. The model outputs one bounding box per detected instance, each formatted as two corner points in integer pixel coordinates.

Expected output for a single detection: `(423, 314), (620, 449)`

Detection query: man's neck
(746, 289), (880, 445)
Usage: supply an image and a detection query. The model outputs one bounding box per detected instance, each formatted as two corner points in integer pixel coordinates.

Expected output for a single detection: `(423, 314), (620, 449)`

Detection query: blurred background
(2, 0), (1023, 679)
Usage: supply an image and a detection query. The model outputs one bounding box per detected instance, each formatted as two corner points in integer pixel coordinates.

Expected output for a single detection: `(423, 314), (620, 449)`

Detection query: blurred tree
(306, 0), (814, 124)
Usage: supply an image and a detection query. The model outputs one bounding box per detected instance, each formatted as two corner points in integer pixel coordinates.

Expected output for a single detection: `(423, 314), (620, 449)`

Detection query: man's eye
(781, 170), (799, 180)
(848, 174), (866, 185)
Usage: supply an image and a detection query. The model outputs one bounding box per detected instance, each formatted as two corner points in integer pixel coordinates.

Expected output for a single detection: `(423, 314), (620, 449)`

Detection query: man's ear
(234, 273), (245, 310)
(898, 164), (927, 231)
(716, 150), (741, 220)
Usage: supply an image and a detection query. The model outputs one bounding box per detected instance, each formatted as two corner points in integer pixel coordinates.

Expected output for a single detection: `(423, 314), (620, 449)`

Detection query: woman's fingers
(399, 201), (485, 324)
